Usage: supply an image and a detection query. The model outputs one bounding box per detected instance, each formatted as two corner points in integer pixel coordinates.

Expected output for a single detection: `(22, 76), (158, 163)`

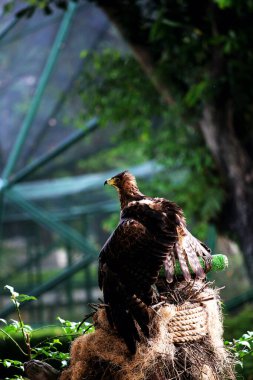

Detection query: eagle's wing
(99, 213), (173, 353)
(149, 197), (212, 283)
(98, 200), (212, 352)
(174, 224), (212, 282)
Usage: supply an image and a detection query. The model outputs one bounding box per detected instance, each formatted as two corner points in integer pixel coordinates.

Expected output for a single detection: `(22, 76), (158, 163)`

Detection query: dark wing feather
(142, 198), (212, 282)
(153, 198), (212, 281)
(99, 204), (177, 353)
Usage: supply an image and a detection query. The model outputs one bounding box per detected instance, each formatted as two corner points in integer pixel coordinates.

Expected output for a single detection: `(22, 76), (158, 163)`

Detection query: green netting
(14, 162), (161, 200)
(0, 1), (131, 323)
(0, 1), (120, 173)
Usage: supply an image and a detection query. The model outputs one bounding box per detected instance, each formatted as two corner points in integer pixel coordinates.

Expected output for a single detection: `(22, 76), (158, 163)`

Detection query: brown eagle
(99, 171), (211, 353)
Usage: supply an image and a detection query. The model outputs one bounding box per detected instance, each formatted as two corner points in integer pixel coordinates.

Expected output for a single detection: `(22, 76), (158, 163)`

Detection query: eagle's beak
(104, 178), (116, 186)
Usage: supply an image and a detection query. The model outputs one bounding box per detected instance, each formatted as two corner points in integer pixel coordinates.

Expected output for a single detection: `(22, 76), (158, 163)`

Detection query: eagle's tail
(112, 293), (150, 354)
(128, 294), (150, 337)
(111, 303), (140, 354)
(106, 283), (150, 354)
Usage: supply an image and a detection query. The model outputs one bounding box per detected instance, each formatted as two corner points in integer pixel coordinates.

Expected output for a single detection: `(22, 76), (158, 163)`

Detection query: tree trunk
(199, 104), (253, 282)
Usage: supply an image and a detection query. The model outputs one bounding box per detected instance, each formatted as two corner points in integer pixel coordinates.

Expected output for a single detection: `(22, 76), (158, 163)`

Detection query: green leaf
(238, 340), (251, 349)
(184, 80), (208, 107)
(3, 2), (14, 14)
(9, 320), (21, 330)
(4, 324), (19, 334)
(213, 0), (233, 9)
(57, 317), (65, 324)
(80, 50), (89, 59)
(1, 358), (24, 370)
(16, 294), (37, 303)
(4, 360), (12, 368)
(53, 338), (62, 345)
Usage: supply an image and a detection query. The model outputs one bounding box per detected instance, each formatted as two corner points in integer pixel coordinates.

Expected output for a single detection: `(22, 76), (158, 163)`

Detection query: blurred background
(0, 0), (252, 378)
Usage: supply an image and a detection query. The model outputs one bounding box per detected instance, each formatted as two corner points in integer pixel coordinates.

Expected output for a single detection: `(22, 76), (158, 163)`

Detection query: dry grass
(60, 281), (235, 380)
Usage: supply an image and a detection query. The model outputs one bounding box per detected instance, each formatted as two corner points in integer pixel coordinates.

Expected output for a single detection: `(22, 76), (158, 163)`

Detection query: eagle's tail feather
(128, 294), (150, 337)
(111, 304), (140, 354)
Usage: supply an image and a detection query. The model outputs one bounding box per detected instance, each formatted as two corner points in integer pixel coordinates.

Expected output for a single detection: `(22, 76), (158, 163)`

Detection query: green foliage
(224, 306), (253, 378)
(5, 285), (37, 308)
(150, 1), (253, 148)
(0, 285), (94, 378)
(0, 358), (24, 375)
(78, 49), (157, 131)
(32, 338), (69, 365)
(225, 330), (253, 378)
(3, 1), (15, 13)
(224, 306), (253, 341)
(184, 80), (209, 108)
(2, 0), (73, 17)
(2, 319), (32, 335)
(225, 331), (253, 366)
(57, 316), (94, 339)
(78, 49), (224, 238)
(213, 0), (233, 8)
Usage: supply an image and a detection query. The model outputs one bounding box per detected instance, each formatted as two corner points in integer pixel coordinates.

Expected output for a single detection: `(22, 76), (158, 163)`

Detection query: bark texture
(199, 104), (253, 280)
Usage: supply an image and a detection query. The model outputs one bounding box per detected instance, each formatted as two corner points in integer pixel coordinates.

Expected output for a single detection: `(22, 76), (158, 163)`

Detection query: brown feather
(164, 253), (175, 283)
(100, 171), (212, 353)
(175, 241), (191, 282)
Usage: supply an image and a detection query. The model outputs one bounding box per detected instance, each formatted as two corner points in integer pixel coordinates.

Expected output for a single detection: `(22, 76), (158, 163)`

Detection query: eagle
(99, 171), (212, 354)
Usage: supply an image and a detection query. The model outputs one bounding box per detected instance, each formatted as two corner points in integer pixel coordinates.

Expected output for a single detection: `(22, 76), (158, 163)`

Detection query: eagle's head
(104, 171), (143, 207)
(104, 171), (137, 189)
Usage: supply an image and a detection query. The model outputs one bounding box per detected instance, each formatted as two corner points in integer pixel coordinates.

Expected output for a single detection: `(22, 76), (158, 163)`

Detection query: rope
(167, 302), (208, 343)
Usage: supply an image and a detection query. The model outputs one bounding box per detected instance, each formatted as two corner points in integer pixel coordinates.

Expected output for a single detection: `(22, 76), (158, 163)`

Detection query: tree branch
(93, 0), (175, 105)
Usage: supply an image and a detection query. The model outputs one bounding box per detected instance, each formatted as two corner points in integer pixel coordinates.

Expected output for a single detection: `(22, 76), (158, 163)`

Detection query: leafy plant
(0, 285), (94, 379)
(225, 331), (253, 368)
(2, 285), (36, 359)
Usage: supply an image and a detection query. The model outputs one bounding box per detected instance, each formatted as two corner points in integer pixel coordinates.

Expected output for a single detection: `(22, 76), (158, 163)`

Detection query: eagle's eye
(114, 177), (121, 185)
